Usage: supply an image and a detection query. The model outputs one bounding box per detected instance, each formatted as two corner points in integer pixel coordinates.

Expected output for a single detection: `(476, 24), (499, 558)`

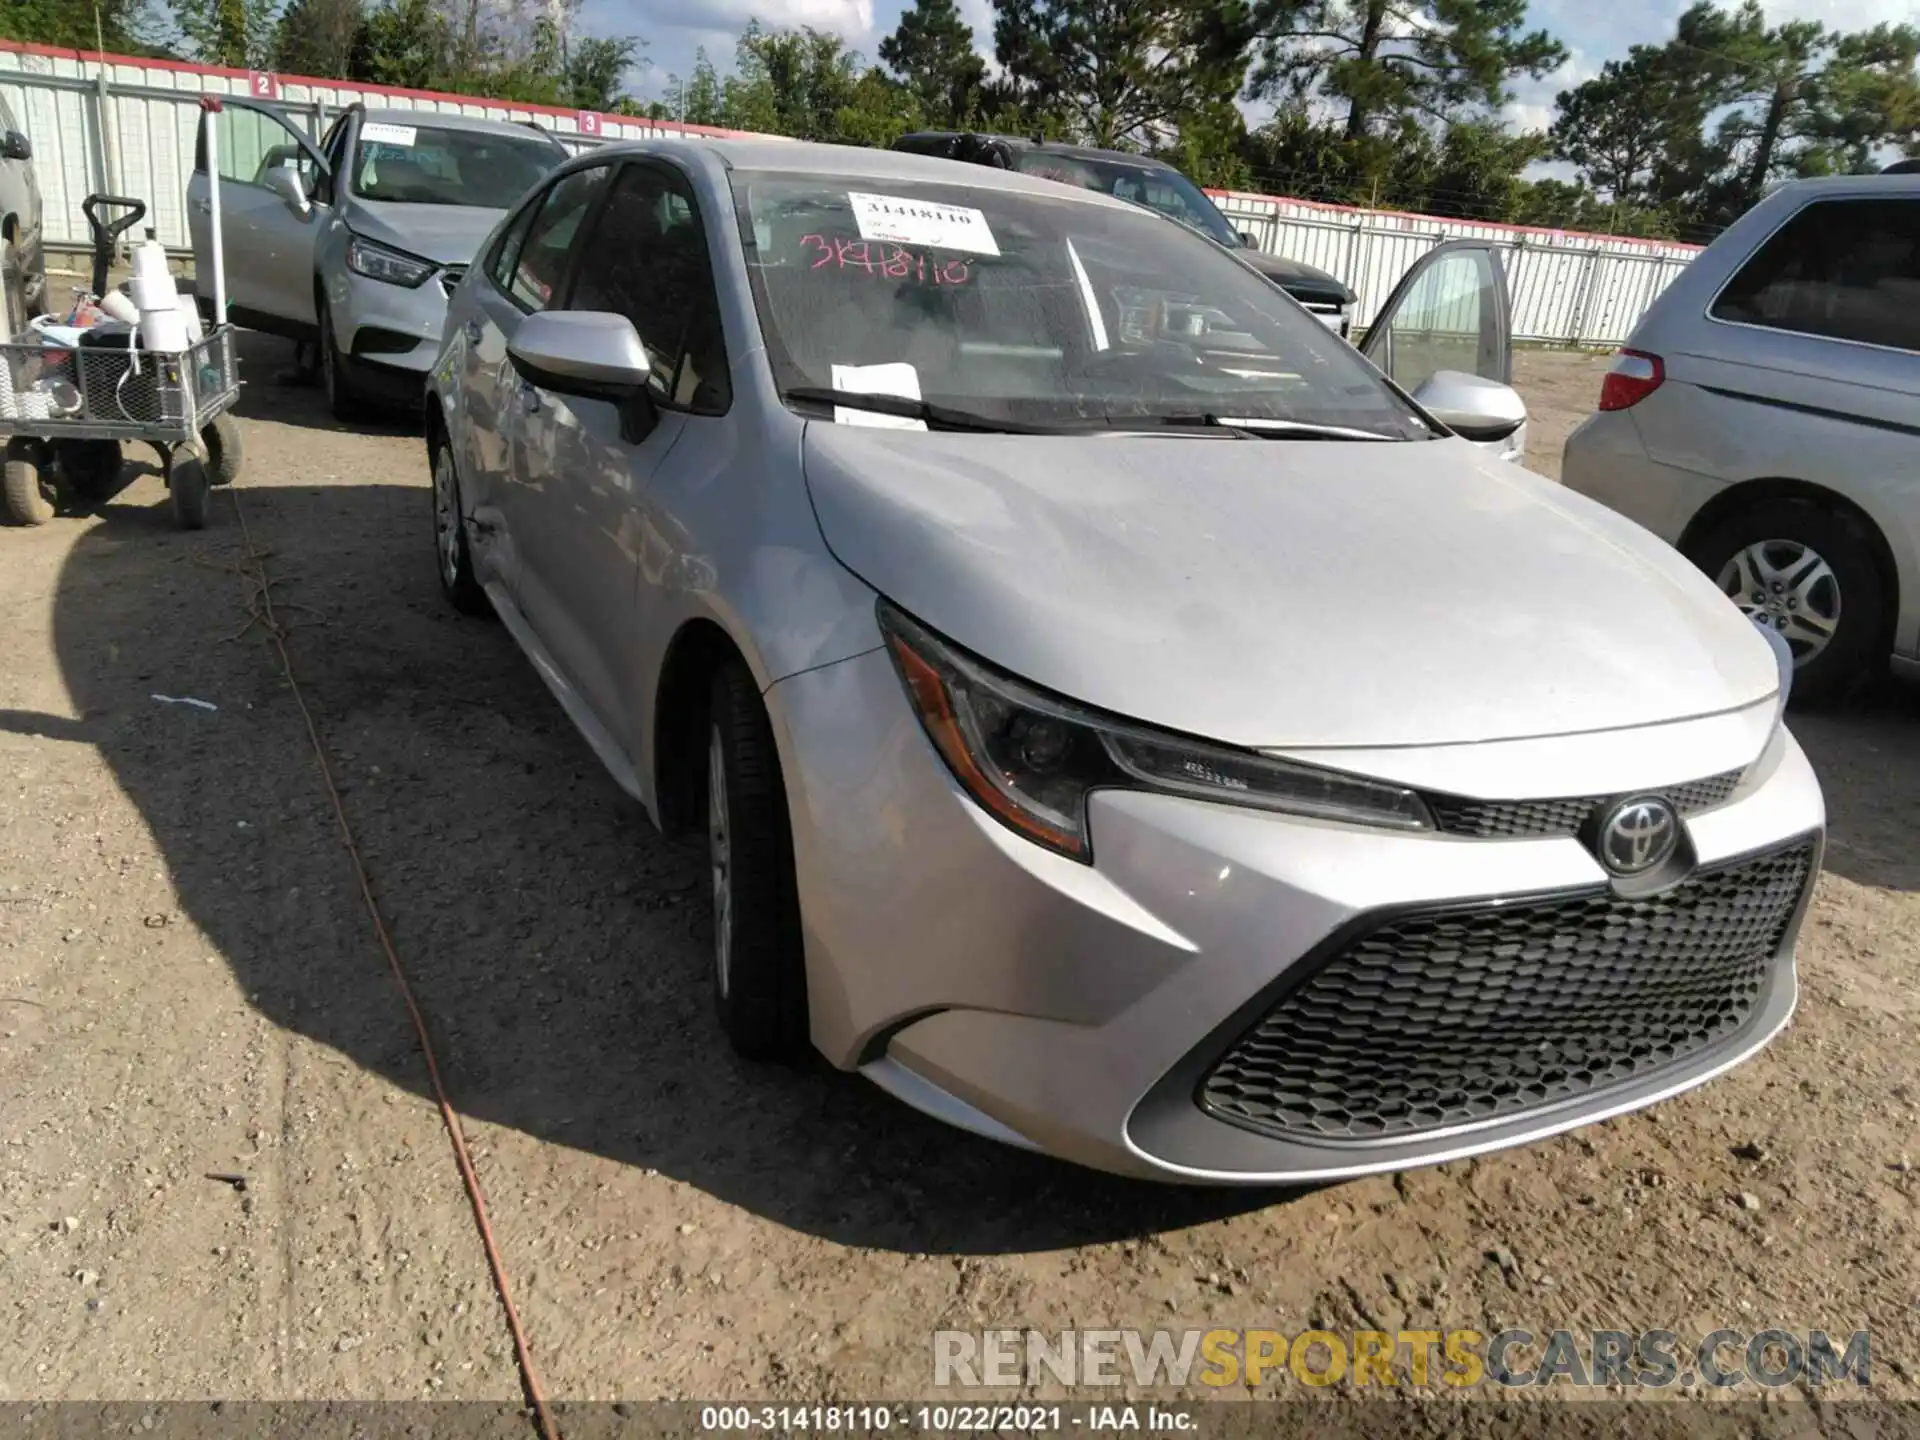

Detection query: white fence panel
(4, 39), (1697, 345)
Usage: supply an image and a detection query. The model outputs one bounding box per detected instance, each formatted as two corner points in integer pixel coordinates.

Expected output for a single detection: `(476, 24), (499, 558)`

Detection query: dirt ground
(1, 338), (1916, 1415)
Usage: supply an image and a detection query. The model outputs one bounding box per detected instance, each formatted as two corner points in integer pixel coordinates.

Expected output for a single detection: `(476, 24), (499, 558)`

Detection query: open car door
(187, 99), (331, 336)
(1361, 240), (1527, 463)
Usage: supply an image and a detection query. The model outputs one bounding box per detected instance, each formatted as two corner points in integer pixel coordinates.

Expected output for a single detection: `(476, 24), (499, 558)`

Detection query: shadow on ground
(224, 330), (423, 438)
(19, 473), (1288, 1256)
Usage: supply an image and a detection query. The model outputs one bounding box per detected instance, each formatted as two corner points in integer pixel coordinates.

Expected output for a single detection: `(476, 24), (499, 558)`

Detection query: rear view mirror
(1411, 370), (1527, 443)
(263, 165), (311, 217)
(508, 310), (652, 400)
(2, 131), (30, 162)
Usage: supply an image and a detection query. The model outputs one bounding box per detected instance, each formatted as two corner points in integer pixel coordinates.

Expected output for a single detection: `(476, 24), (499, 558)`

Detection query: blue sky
(581, 0), (1912, 135)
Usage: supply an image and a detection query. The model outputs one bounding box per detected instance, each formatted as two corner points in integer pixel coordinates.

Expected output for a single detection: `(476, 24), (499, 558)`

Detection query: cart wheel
(203, 413), (244, 486)
(3, 439), (55, 527)
(170, 452), (211, 530)
(56, 439), (124, 505)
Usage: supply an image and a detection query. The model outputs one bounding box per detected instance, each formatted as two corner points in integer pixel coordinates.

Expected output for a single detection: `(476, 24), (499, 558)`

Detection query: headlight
(879, 603), (1433, 862)
(346, 236), (436, 288)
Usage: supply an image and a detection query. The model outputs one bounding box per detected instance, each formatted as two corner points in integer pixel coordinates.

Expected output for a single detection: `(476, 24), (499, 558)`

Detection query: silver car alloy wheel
(1717, 539), (1841, 664)
(432, 449), (461, 588)
(708, 725), (732, 999)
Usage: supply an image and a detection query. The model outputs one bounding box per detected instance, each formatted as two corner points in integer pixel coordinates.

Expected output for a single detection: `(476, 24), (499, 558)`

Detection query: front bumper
(767, 647), (1825, 1184)
(324, 262), (456, 382)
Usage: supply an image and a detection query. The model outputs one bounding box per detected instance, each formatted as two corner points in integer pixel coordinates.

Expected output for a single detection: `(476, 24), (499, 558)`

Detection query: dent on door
(1361, 241), (1528, 461)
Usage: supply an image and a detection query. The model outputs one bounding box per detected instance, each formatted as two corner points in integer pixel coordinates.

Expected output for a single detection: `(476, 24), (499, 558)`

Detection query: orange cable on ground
(225, 487), (560, 1440)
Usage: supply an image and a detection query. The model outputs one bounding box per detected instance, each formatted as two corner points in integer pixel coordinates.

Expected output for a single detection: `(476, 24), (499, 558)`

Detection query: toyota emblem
(1596, 796), (1680, 876)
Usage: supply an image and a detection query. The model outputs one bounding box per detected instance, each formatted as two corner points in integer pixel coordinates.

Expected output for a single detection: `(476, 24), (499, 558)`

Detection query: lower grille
(1199, 840), (1817, 1143)
(1425, 769), (1743, 839)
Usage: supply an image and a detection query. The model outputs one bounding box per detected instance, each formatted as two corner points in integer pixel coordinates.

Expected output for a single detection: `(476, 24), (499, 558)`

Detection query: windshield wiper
(785, 387), (1089, 435)
(1143, 413), (1402, 441)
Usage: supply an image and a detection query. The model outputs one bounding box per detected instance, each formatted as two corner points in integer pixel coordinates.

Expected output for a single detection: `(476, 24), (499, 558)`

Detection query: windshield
(731, 173), (1428, 438)
(351, 123), (562, 208)
(1013, 152), (1240, 247)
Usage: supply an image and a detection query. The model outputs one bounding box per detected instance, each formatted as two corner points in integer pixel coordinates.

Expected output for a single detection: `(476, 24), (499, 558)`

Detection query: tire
(706, 659), (809, 1063)
(1687, 499), (1887, 709)
(319, 302), (366, 424)
(55, 439), (124, 505)
(203, 412), (244, 486)
(170, 452), (211, 530)
(430, 441), (489, 616)
(3, 438), (54, 526)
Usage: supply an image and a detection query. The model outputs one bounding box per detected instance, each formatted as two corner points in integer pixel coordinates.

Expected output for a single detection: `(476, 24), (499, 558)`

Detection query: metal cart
(2, 152), (245, 531)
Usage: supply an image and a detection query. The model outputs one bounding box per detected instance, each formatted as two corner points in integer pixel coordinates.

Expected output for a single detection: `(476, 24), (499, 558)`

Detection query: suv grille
(1199, 839), (1816, 1143)
(1424, 770), (1742, 840)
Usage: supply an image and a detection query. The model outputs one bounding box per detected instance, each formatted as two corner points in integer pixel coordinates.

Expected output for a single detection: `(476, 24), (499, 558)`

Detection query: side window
(486, 199), (541, 295)
(504, 164), (612, 312)
(197, 105), (323, 198)
(567, 164), (732, 415)
(1711, 199), (1920, 352)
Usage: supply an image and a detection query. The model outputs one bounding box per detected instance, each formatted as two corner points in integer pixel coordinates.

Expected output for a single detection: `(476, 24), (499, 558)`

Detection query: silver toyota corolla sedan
(426, 139), (1826, 1184)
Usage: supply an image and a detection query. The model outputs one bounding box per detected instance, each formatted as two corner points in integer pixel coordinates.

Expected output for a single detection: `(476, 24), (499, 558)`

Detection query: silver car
(188, 100), (566, 418)
(1563, 173), (1920, 706)
(427, 140), (1824, 1184)
(1, 89), (46, 334)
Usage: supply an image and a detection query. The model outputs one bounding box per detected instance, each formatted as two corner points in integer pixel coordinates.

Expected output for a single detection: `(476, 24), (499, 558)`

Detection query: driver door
(186, 99), (330, 331)
(1361, 240), (1526, 461)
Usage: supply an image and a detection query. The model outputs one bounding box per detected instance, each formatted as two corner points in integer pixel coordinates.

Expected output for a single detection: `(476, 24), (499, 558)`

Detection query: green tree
(878, 0), (984, 127)
(1245, 0), (1566, 142)
(173, 0), (283, 66)
(721, 21), (862, 140)
(836, 66), (924, 146)
(349, 0), (449, 88)
(991, 0), (1250, 149)
(662, 47), (725, 126)
(568, 33), (643, 110)
(3, 0), (158, 50)
(273, 0), (362, 76)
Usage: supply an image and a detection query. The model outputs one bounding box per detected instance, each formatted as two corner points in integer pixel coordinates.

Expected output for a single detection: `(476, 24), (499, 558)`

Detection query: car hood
(1242, 251), (1354, 306)
(802, 427), (1779, 749)
(346, 199), (505, 266)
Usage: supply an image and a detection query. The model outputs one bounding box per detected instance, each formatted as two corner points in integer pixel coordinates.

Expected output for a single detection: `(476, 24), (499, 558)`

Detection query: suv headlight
(879, 602), (1433, 861)
(346, 235), (436, 288)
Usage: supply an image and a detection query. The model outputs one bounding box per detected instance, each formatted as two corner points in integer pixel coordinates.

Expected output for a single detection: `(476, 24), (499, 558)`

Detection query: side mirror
(1410, 370), (1527, 443)
(263, 165), (312, 217)
(1238, 230), (1259, 249)
(508, 310), (652, 400)
(1, 131), (30, 162)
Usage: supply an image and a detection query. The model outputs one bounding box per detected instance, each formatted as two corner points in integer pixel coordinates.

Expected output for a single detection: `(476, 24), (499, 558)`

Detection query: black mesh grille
(439, 265), (468, 297)
(1199, 840), (1816, 1143)
(1425, 770), (1743, 839)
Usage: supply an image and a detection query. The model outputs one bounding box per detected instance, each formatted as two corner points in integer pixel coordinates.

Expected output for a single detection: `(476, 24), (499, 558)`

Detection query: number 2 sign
(248, 71), (280, 100)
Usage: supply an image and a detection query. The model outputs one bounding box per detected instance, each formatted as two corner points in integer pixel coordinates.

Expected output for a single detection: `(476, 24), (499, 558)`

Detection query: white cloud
(1761, 0), (1916, 28)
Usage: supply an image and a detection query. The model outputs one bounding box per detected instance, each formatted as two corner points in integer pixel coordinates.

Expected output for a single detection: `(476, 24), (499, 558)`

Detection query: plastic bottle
(130, 229), (190, 353)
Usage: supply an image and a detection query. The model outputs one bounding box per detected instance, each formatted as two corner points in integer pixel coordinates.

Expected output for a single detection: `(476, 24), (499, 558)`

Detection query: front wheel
(319, 304), (366, 424)
(431, 443), (489, 616)
(2, 439), (54, 526)
(170, 452), (211, 530)
(203, 412), (244, 486)
(1688, 499), (1887, 708)
(706, 660), (809, 1063)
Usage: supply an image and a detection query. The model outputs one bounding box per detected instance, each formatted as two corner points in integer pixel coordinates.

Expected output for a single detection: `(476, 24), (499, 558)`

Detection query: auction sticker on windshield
(359, 122), (418, 146)
(849, 192), (1000, 256)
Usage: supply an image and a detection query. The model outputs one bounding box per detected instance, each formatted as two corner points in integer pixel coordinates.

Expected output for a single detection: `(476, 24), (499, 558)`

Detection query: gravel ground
(1, 339), (1916, 1414)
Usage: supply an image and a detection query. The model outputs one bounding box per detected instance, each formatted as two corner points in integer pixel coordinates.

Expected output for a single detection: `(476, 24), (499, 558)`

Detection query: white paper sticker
(829, 362), (925, 430)
(359, 122), (418, 146)
(848, 192), (999, 256)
